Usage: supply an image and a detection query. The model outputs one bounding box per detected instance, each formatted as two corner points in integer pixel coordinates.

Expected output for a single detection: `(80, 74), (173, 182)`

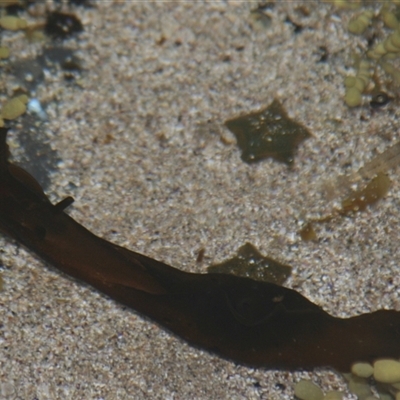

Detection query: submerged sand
(1, 2), (399, 399)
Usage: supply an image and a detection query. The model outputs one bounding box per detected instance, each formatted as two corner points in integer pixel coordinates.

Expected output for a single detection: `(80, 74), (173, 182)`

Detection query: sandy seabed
(1, 2), (399, 399)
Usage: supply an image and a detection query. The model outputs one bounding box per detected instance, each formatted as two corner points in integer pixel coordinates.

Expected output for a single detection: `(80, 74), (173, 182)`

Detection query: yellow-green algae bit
(344, 86), (362, 107)
(381, 7), (399, 30)
(344, 60), (372, 107)
(368, 29), (400, 60)
(323, 392), (343, 400)
(1, 95), (28, 120)
(343, 373), (373, 398)
(348, 10), (374, 35)
(341, 2), (400, 106)
(0, 47), (10, 59)
(0, 15), (27, 31)
(294, 380), (324, 400)
(351, 362), (374, 378)
(328, 0), (361, 10)
(374, 359), (400, 384)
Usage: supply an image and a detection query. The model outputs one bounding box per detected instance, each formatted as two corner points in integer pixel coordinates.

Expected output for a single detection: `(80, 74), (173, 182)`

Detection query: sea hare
(0, 127), (400, 372)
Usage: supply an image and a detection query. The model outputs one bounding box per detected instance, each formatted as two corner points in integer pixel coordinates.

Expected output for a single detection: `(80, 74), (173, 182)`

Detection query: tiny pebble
(294, 380), (324, 400)
(27, 98), (47, 120)
(374, 359), (400, 383)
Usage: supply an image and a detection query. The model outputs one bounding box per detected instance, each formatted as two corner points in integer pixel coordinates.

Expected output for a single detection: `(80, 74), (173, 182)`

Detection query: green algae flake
(225, 99), (311, 165)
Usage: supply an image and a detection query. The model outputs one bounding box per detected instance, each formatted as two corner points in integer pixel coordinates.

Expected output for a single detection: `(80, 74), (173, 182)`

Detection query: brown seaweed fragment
(300, 173), (391, 241)
(225, 99), (311, 164)
(1, 127), (400, 372)
(208, 242), (292, 285)
(325, 140), (400, 201)
(299, 222), (317, 242)
(301, 138), (400, 241)
(340, 172), (391, 214)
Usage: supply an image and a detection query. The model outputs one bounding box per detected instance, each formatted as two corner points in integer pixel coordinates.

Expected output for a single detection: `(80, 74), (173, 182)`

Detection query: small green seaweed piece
(225, 99), (311, 165)
(207, 242), (292, 285)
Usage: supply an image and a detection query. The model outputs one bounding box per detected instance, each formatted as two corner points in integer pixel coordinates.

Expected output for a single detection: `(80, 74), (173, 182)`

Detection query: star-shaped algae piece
(207, 242), (292, 285)
(225, 99), (311, 165)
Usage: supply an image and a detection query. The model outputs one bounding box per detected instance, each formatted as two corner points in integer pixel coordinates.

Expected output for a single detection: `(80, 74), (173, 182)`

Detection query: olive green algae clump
(207, 242), (292, 285)
(225, 99), (311, 165)
(341, 4), (400, 107)
(294, 379), (344, 400)
(374, 360), (400, 384)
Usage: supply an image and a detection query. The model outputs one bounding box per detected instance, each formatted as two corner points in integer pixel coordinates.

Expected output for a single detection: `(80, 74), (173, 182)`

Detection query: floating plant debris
(300, 173), (391, 241)
(44, 11), (83, 40)
(208, 242), (292, 285)
(300, 138), (400, 242)
(340, 172), (391, 214)
(225, 99), (311, 165)
(329, 141), (400, 200)
(2, 127), (400, 372)
(299, 222), (317, 242)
